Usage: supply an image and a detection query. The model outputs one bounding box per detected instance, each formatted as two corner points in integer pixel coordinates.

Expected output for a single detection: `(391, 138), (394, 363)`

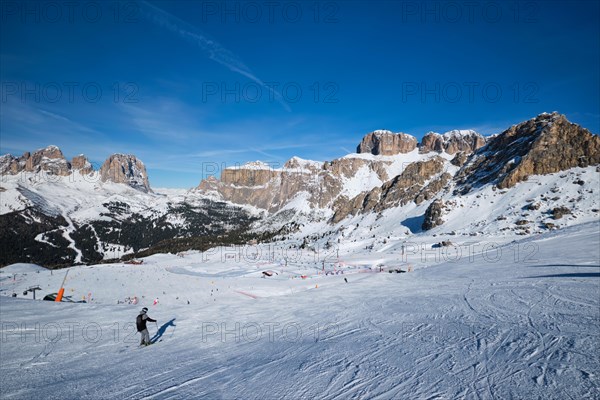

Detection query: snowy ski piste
(1, 222), (599, 399)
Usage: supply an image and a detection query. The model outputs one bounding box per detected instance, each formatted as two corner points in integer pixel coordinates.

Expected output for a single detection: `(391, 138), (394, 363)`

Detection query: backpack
(136, 314), (145, 332)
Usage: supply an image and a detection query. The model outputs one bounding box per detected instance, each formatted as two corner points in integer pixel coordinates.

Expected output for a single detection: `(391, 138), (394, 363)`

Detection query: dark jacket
(136, 312), (156, 332)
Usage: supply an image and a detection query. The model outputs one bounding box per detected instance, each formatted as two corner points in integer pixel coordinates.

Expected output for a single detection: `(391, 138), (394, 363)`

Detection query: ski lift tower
(22, 285), (42, 300)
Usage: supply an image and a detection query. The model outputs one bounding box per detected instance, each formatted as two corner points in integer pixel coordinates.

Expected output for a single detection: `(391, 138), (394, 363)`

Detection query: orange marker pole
(55, 270), (70, 302)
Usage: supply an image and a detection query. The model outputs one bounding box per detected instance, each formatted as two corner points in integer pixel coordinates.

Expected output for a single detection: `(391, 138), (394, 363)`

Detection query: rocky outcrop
(324, 157), (390, 181)
(415, 172), (452, 204)
(375, 156), (446, 210)
(552, 206), (572, 220)
(331, 156), (448, 222)
(0, 154), (19, 175)
(0, 145), (71, 176)
(221, 163), (278, 187)
(200, 112), (598, 226)
(420, 130), (485, 155)
(23, 145), (70, 175)
(100, 154), (151, 192)
(71, 155), (93, 175)
(422, 199), (445, 230)
(199, 156), (396, 213)
(197, 175), (219, 190)
(420, 132), (445, 153)
(283, 157), (322, 173)
(450, 152), (469, 167)
(444, 130), (486, 154)
(1, 146), (154, 192)
(455, 112), (600, 191)
(355, 128), (484, 157)
(357, 130), (418, 155)
(200, 164), (310, 212)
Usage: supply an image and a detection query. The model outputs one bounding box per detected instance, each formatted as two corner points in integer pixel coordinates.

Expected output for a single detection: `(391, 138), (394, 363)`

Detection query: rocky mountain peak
(37, 145), (63, 158)
(357, 130), (418, 155)
(0, 154), (18, 175)
(455, 112), (600, 191)
(24, 145), (68, 175)
(71, 155), (93, 175)
(99, 154), (151, 192)
(0, 145), (72, 176)
(420, 130), (485, 155)
(284, 157), (323, 172)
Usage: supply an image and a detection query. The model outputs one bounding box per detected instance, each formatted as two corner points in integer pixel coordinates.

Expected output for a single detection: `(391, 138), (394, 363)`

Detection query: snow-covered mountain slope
(250, 167), (598, 278)
(198, 148), (456, 217)
(1, 221), (598, 399)
(1, 112), (598, 268)
(198, 113), (598, 237)
(0, 171), (261, 267)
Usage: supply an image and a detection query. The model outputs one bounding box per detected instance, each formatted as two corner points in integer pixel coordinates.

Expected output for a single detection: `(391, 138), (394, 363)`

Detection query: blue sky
(1, 0), (599, 188)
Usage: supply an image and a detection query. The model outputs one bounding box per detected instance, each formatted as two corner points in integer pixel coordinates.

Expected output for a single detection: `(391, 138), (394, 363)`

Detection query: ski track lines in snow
(1, 222), (599, 399)
(59, 207), (83, 264)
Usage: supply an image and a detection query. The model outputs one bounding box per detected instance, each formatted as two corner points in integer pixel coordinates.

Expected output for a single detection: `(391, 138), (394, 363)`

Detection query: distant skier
(136, 307), (157, 346)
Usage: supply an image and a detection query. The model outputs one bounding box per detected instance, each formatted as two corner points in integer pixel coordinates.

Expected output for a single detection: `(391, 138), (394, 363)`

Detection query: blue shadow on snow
(151, 318), (176, 343)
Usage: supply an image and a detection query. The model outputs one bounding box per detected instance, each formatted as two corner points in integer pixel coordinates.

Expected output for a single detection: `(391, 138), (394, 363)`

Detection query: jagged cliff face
(199, 152), (455, 219)
(420, 112), (600, 231)
(420, 130), (486, 155)
(70, 155), (94, 175)
(99, 154), (151, 193)
(198, 112), (599, 233)
(0, 145), (71, 176)
(198, 127), (483, 217)
(1, 146), (151, 192)
(356, 130), (418, 155)
(199, 157), (393, 212)
(331, 157), (451, 222)
(1, 146), (94, 177)
(454, 112), (600, 192)
(1, 112), (597, 266)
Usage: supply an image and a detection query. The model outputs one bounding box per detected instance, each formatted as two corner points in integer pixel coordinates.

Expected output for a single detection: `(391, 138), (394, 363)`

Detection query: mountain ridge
(1, 146), (152, 192)
(1, 112), (598, 267)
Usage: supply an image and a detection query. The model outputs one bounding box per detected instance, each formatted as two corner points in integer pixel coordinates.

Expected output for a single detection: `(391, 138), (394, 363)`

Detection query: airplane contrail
(138, 0), (291, 111)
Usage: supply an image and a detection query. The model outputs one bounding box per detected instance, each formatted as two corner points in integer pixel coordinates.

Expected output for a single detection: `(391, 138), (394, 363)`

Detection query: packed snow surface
(1, 222), (599, 399)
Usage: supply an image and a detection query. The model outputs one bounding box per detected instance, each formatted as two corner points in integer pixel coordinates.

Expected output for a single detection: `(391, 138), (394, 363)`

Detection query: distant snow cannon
(55, 270), (70, 302)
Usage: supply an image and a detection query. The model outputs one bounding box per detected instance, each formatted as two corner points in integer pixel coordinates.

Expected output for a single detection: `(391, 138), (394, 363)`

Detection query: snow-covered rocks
(1, 146), (151, 192)
(356, 130), (418, 155)
(71, 154), (93, 175)
(99, 154), (151, 193)
(420, 129), (486, 155)
(455, 112), (600, 190)
(2, 112), (599, 267)
(0, 145), (71, 176)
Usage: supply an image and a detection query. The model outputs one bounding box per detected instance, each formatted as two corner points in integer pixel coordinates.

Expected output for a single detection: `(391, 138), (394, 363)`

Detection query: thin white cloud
(187, 148), (254, 158)
(138, 0), (291, 112)
(0, 100), (116, 159)
(184, 142), (310, 159)
(250, 147), (280, 160)
(36, 109), (72, 123)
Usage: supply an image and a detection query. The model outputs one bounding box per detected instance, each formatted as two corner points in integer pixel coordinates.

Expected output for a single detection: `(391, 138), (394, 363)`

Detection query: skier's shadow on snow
(151, 318), (176, 343)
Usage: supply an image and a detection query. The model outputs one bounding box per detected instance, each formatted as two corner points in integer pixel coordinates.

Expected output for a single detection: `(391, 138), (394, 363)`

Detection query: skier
(136, 307), (157, 346)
